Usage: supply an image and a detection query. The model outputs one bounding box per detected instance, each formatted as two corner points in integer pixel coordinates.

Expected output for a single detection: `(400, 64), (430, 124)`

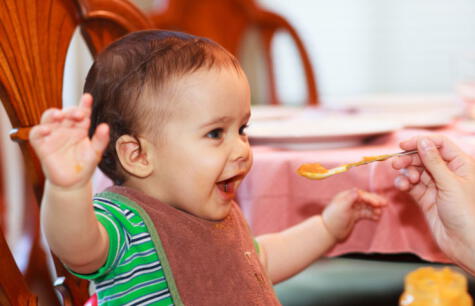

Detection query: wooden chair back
(0, 1), (80, 304)
(0, 133), (4, 233)
(0, 0), (151, 304)
(0, 232), (37, 305)
(77, 0), (154, 54)
(0, 115), (38, 305)
(150, 0), (319, 105)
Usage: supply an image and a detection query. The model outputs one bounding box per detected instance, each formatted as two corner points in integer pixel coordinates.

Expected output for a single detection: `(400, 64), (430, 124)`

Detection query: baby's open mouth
(217, 178), (235, 194)
(217, 174), (243, 195)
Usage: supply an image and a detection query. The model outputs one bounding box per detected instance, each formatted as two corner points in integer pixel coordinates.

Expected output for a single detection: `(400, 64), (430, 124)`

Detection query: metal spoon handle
(394, 149), (418, 157)
(346, 149), (419, 168)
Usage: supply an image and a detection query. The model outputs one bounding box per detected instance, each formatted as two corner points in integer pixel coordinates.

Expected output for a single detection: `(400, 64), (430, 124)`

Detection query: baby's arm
(256, 215), (336, 284)
(30, 94), (110, 274)
(256, 189), (386, 284)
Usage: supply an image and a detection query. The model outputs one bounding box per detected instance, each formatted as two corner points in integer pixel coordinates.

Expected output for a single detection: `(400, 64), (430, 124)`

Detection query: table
(238, 123), (475, 263)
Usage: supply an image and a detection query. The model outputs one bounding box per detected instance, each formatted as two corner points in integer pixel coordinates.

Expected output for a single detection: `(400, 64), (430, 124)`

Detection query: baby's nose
(231, 136), (251, 163)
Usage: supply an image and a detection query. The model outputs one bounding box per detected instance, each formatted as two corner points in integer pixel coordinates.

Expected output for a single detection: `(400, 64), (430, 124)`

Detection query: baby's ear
(116, 135), (154, 178)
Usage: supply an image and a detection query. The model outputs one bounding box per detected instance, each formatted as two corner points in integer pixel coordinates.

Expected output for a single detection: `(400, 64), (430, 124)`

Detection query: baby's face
(148, 67), (252, 220)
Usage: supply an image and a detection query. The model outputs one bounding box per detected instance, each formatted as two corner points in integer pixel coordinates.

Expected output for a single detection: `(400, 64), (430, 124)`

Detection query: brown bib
(105, 186), (280, 306)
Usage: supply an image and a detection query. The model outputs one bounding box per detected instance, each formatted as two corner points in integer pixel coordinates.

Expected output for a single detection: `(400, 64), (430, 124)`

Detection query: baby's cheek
(247, 150), (254, 168)
(242, 152), (254, 176)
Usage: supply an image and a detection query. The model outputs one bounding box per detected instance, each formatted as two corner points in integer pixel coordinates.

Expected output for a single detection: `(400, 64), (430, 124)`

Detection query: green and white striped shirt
(73, 194), (174, 305)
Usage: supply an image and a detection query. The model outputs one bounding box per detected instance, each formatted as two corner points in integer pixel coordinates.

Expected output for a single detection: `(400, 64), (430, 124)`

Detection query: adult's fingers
(399, 136), (420, 151)
(403, 135), (465, 164)
(394, 175), (410, 191)
(416, 137), (454, 188)
(392, 154), (422, 169)
(402, 165), (423, 184)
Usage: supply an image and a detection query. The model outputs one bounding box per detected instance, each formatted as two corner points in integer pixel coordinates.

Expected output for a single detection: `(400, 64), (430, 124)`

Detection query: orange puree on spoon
(297, 163), (328, 174)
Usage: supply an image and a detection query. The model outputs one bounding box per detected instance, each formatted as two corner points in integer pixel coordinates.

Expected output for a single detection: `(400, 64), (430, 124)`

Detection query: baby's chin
(198, 203), (233, 222)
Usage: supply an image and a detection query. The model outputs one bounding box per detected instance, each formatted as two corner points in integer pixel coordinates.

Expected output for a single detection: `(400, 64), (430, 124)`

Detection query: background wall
(258, 0), (475, 103)
(49, 0), (475, 105)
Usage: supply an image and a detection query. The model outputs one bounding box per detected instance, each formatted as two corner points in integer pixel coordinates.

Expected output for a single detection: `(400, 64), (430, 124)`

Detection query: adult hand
(392, 135), (475, 274)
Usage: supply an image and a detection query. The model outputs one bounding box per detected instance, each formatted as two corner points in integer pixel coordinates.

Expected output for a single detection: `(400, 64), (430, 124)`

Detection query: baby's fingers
(29, 125), (52, 142)
(40, 108), (63, 124)
(356, 205), (382, 221)
(356, 190), (387, 207)
(60, 94), (94, 123)
(78, 93), (93, 118)
(61, 106), (88, 122)
(90, 123), (110, 161)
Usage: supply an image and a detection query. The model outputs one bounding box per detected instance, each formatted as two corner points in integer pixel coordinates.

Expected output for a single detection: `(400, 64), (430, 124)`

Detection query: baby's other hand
(322, 189), (387, 241)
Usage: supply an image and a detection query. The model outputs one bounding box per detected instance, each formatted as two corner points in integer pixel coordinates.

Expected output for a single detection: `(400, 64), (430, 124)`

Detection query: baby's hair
(85, 30), (241, 185)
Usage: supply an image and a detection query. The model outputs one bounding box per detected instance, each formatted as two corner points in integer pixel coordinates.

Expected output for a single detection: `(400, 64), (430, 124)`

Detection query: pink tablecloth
(238, 124), (475, 263)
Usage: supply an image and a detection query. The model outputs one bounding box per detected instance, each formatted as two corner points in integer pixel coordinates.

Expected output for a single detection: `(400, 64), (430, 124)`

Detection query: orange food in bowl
(400, 267), (472, 306)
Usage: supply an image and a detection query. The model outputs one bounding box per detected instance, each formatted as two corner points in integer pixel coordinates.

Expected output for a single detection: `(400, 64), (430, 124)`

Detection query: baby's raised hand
(30, 94), (109, 189)
(322, 189), (387, 241)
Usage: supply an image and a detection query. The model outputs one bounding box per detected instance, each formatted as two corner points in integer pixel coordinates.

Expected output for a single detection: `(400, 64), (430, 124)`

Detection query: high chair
(149, 0), (319, 105)
(0, 0), (151, 304)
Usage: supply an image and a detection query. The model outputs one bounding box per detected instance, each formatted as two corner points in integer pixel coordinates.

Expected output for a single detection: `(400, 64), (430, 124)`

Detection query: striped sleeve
(68, 194), (175, 305)
(69, 202), (126, 280)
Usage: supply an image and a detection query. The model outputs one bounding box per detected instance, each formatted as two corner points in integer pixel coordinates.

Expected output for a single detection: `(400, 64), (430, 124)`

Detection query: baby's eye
(239, 124), (249, 135)
(207, 128), (223, 139)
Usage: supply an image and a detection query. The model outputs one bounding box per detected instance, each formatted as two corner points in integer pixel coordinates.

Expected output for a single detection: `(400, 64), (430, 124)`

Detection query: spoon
(297, 149), (418, 180)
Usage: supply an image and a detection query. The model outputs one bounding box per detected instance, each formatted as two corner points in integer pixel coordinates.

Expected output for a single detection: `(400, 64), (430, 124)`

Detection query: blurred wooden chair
(0, 120), (38, 305)
(0, 232), (38, 305)
(150, 0), (319, 105)
(0, 0), (78, 302)
(77, 0), (153, 54)
(0, 0), (151, 305)
(0, 138), (4, 233)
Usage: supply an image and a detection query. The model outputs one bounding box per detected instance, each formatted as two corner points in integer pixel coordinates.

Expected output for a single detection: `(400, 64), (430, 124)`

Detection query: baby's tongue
(218, 180), (234, 193)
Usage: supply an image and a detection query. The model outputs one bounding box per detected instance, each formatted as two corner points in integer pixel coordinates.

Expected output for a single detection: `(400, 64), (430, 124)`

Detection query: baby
(30, 30), (386, 305)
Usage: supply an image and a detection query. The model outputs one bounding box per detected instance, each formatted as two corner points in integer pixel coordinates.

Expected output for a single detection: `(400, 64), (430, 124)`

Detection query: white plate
(250, 105), (304, 121)
(248, 115), (402, 150)
(348, 110), (458, 129)
(327, 93), (458, 109)
(323, 94), (463, 128)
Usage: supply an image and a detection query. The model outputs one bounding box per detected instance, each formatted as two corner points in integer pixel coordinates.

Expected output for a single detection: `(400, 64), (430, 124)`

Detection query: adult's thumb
(417, 138), (452, 186)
